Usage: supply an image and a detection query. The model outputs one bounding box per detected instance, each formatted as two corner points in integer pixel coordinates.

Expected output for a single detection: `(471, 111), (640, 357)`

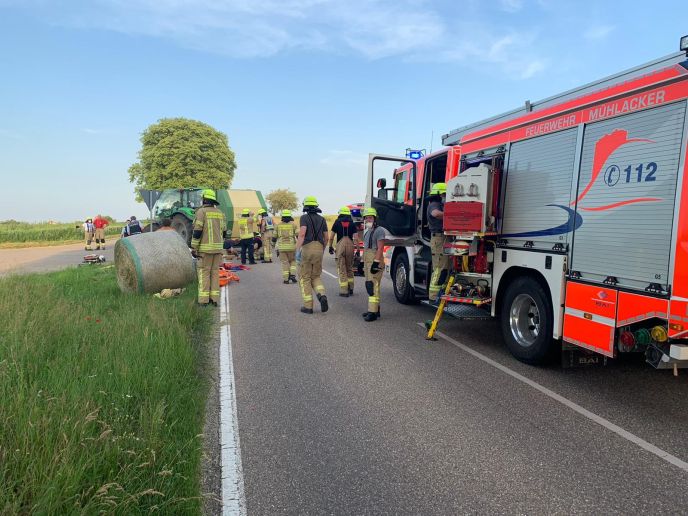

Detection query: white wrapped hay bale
(115, 231), (196, 294)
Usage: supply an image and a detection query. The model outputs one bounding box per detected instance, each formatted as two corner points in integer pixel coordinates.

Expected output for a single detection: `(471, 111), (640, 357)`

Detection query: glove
(328, 246), (335, 255)
(370, 260), (381, 274)
(295, 249), (302, 264)
(191, 249), (198, 258)
(354, 250), (360, 258)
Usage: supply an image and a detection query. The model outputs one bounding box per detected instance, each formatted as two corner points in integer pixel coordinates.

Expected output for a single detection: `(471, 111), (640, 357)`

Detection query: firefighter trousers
(279, 250), (296, 280)
(299, 242), (325, 310)
(364, 249), (383, 313)
(429, 234), (450, 301)
(95, 228), (105, 248)
(240, 237), (255, 264)
(336, 237), (355, 294)
(198, 252), (222, 304)
(84, 231), (94, 250)
(262, 230), (273, 261)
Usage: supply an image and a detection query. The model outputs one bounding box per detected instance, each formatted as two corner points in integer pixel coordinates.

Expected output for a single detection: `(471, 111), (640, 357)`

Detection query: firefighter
(93, 214), (109, 250)
(258, 208), (274, 263)
(191, 189), (227, 307)
(328, 206), (358, 296)
(83, 218), (95, 250)
(427, 183), (449, 303)
(295, 196), (329, 314)
(238, 208), (256, 265)
(361, 207), (386, 322)
(276, 209), (298, 284)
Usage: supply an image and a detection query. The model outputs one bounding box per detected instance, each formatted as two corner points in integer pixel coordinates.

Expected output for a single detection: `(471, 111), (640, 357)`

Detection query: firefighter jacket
(239, 216), (254, 240)
(261, 216), (274, 233)
(191, 205), (226, 254)
(275, 222), (297, 251)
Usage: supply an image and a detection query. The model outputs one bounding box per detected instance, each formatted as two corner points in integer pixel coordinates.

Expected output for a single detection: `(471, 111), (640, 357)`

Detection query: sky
(0, 0), (685, 221)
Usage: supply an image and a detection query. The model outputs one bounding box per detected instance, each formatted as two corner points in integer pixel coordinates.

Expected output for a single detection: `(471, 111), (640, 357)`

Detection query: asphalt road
(0, 241), (115, 276)
(227, 254), (688, 515)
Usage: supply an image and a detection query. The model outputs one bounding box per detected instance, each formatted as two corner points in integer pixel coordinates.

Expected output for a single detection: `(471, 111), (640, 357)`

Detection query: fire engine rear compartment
(501, 100), (687, 294)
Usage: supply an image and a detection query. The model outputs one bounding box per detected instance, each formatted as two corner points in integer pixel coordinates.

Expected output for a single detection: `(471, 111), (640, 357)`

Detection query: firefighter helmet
(338, 206), (351, 216)
(241, 208), (250, 215)
(281, 209), (292, 217)
(303, 196), (319, 207)
(429, 183), (446, 196)
(202, 189), (217, 202)
(363, 207), (378, 218)
(258, 208), (267, 215)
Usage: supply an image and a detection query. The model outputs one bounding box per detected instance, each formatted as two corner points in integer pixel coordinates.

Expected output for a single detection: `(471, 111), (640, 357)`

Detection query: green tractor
(145, 188), (268, 246)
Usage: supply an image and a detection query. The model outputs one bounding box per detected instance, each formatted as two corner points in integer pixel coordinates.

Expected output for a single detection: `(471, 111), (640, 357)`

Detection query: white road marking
(220, 288), (247, 515)
(425, 325), (688, 473)
(322, 269), (338, 280)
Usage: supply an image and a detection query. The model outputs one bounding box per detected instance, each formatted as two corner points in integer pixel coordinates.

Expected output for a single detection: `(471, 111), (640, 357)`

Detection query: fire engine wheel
(392, 253), (416, 305)
(172, 215), (193, 246)
(500, 276), (555, 365)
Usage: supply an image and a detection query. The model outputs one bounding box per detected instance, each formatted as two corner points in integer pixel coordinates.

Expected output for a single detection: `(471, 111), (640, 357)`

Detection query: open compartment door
(366, 153), (417, 243)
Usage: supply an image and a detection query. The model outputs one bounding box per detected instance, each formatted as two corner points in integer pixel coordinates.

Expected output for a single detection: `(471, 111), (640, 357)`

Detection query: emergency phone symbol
(604, 165), (620, 187)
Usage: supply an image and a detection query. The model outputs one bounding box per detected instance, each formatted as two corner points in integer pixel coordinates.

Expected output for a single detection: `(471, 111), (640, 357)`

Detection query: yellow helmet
(363, 207), (378, 218)
(338, 206), (351, 216)
(258, 208), (267, 215)
(241, 208), (250, 216)
(429, 183), (446, 196)
(303, 195), (319, 207)
(281, 209), (292, 217)
(202, 189), (217, 202)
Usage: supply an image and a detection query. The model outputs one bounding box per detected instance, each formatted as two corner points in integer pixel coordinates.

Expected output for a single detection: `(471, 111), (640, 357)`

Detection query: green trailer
(145, 188), (268, 244)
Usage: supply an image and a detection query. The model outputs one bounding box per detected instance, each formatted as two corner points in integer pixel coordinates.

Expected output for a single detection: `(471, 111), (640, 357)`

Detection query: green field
(0, 266), (212, 514)
(0, 220), (125, 245)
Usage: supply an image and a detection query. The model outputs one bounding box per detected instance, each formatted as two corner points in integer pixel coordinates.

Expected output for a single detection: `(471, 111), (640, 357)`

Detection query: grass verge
(0, 266), (213, 514)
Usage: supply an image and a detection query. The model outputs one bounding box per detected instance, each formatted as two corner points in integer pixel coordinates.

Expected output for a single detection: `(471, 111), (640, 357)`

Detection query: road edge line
(220, 287), (247, 515)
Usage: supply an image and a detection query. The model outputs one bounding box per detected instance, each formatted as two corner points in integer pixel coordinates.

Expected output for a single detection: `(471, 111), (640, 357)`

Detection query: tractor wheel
(172, 215), (193, 245)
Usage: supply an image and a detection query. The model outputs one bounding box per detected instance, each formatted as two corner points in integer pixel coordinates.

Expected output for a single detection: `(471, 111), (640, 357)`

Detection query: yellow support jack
(424, 275), (455, 340)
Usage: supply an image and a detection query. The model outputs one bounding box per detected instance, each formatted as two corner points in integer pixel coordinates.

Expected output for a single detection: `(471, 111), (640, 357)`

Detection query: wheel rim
(509, 293), (540, 348)
(395, 261), (407, 294)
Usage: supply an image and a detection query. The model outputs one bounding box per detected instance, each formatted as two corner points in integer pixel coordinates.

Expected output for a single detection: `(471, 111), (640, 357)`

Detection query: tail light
(618, 331), (636, 352)
(634, 328), (651, 345)
(650, 325), (668, 343)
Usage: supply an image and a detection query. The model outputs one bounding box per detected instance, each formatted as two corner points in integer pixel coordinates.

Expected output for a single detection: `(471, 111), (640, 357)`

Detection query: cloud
(11, 0), (547, 78)
(432, 29), (548, 79)
(499, 0), (523, 13)
(584, 24), (614, 40)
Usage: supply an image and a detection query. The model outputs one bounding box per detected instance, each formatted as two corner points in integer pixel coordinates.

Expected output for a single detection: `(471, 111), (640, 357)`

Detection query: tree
(266, 189), (299, 215)
(128, 118), (236, 195)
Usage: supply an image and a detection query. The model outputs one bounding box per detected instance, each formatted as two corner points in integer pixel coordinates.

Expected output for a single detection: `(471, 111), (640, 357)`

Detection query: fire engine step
(421, 300), (492, 320)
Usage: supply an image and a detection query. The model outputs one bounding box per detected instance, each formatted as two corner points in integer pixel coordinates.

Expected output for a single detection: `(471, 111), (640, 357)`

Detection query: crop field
(0, 221), (124, 246)
(0, 266), (212, 513)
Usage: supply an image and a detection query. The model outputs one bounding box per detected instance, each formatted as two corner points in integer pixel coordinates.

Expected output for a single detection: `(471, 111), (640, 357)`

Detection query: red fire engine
(367, 37), (688, 370)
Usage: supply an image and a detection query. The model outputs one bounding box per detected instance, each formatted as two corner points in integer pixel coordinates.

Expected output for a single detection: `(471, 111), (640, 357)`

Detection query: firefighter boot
(317, 293), (329, 313)
(300, 307), (314, 314)
(363, 311), (379, 322)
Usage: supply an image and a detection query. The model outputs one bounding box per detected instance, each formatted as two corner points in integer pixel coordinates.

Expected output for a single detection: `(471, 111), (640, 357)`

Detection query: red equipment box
(443, 201), (484, 232)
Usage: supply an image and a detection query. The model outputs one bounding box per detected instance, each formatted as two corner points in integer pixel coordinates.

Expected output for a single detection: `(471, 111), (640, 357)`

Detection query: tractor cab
(153, 189), (203, 220)
(151, 189), (204, 243)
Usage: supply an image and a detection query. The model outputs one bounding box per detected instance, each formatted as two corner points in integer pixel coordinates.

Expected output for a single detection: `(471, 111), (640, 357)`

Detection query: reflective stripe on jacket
(276, 222), (297, 251)
(191, 206), (226, 253)
(239, 216), (254, 239)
